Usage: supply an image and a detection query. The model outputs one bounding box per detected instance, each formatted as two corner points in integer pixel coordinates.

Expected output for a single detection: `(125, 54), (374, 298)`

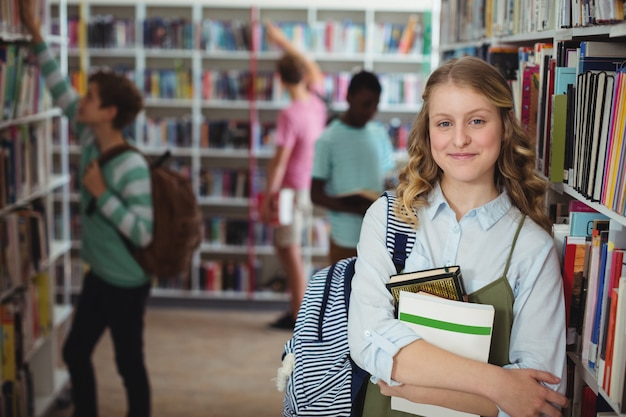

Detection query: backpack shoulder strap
(97, 142), (139, 166)
(383, 191), (416, 274)
(502, 215), (526, 277)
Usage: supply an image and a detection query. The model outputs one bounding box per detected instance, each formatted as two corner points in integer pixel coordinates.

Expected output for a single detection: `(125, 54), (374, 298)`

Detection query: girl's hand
(491, 368), (568, 417)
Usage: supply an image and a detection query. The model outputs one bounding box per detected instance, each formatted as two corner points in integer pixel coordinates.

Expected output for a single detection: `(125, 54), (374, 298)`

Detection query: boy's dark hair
(276, 53), (305, 85)
(347, 70), (381, 96)
(88, 71), (143, 130)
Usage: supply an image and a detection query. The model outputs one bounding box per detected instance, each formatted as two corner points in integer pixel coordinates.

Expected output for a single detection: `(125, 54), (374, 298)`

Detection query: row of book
(197, 260), (250, 293)
(65, 14), (432, 56)
(135, 116), (407, 154)
(0, 124), (48, 210)
(440, 0), (625, 45)
(143, 68), (193, 100)
(199, 169), (249, 199)
(202, 69), (426, 107)
(0, 44), (51, 122)
(84, 15), (135, 49)
(515, 40), (626, 215)
(68, 16), (195, 50)
(554, 200), (626, 412)
(0, 204), (49, 295)
(1, 292), (43, 417)
(72, 64), (424, 108)
(252, 216), (330, 251)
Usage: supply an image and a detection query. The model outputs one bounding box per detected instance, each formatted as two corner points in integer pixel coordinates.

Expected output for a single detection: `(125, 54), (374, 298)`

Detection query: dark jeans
(63, 270), (151, 417)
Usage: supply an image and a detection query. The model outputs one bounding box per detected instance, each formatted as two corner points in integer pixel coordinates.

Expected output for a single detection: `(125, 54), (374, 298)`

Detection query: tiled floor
(46, 307), (291, 417)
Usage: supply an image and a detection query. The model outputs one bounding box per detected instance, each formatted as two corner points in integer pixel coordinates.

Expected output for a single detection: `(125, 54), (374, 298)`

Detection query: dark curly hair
(88, 71), (143, 130)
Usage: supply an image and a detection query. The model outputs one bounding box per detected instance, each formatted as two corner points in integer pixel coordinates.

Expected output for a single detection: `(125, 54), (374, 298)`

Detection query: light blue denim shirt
(347, 184), (567, 416)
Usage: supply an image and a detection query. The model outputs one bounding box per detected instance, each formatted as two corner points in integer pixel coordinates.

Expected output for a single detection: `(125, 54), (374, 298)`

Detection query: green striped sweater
(35, 42), (153, 287)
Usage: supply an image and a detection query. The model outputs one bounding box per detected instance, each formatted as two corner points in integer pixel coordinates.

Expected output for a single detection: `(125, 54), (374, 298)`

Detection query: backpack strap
(85, 143), (139, 216)
(86, 144), (171, 216)
(502, 215), (526, 277)
(383, 191), (416, 274)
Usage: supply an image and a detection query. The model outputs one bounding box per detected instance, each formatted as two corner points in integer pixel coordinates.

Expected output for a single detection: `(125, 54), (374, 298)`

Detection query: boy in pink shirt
(260, 22), (327, 330)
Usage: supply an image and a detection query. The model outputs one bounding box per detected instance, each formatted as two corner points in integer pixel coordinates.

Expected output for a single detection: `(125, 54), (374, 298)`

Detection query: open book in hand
(386, 265), (467, 313)
(393, 291), (495, 417)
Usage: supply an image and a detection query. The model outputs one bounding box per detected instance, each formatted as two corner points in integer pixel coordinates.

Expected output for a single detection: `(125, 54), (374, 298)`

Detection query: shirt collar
(425, 183), (513, 230)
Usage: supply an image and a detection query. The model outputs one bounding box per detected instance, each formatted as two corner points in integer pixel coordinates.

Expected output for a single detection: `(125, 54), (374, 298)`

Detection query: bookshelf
(0, 0), (73, 415)
(439, 1), (626, 416)
(49, 0), (438, 305)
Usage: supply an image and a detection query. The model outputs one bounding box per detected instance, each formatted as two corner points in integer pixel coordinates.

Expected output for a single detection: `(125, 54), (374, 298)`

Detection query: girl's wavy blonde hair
(395, 56), (551, 233)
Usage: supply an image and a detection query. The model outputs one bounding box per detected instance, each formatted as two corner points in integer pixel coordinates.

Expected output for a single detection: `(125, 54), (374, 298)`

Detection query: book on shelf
(568, 201), (610, 238)
(596, 248), (625, 388)
(577, 41), (626, 75)
(609, 277), (626, 408)
(549, 93), (567, 182)
(602, 67), (626, 212)
(588, 231), (610, 370)
(391, 291), (495, 417)
(386, 265), (466, 312)
(563, 234), (588, 347)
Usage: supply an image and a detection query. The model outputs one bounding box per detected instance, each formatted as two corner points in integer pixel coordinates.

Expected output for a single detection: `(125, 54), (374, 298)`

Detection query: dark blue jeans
(63, 270), (151, 417)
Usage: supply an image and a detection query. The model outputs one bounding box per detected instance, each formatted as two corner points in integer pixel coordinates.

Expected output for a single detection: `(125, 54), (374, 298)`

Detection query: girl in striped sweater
(21, 1), (154, 416)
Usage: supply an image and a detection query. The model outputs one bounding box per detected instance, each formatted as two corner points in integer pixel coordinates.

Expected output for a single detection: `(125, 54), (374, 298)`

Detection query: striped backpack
(276, 191), (416, 417)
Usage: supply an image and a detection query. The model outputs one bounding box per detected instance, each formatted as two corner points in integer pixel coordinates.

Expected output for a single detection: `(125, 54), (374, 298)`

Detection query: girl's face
(428, 83), (503, 189)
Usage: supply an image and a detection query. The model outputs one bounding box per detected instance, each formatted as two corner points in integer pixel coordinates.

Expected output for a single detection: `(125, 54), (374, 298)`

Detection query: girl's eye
(470, 119), (485, 125)
(438, 121), (452, 127)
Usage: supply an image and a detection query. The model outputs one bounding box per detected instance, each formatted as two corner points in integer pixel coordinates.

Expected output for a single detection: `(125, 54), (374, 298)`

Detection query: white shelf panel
(568, 352), (625, 415)
(201, 100), (251, 110)
(0, 108), (62, 129)
(144, 98), (195, 108)
(254, 245), (329, 257)
(552, 183), (626, 227)
(200, 244), (248, 255)
(84, 47), (139, 57)
(41, 240), (73, 270)
(144, 48), (194, 58)
(200, 50), (252, 60)
(53, 304), (73, 329)
(198, 196), (250, 207)
(34, 369), (70, 417)
(197, 148), (251, 158)
(24, 336), (48, 364)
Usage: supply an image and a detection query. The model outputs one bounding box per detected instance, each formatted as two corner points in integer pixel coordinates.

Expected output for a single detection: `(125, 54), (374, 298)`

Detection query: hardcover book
(386, 265), (467, 311)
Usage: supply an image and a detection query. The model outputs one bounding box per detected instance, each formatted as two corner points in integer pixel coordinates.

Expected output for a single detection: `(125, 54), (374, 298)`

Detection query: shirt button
(364, 330), (372, 338)
(453, 225), (459, 233)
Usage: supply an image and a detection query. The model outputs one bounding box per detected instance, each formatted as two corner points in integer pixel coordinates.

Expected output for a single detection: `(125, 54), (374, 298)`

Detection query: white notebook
(392, 291), (495, 417)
